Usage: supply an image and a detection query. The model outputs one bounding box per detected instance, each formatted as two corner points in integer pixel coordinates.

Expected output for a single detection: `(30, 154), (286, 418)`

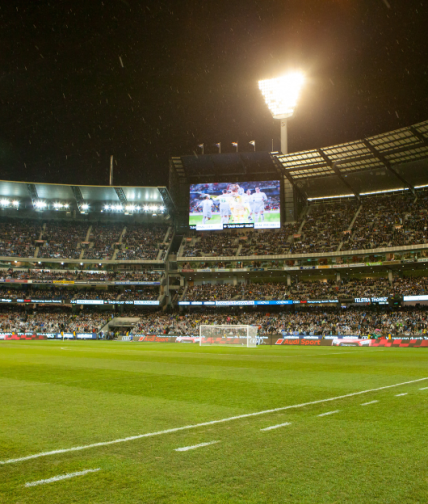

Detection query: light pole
(232, 142), (238, 153)
(249, 140), (256, 152)
(258, 72), (305, 154)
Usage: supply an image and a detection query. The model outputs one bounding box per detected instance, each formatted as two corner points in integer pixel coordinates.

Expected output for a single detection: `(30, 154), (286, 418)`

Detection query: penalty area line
(25, 468), (100, 487)
(1, 376), (427, 466)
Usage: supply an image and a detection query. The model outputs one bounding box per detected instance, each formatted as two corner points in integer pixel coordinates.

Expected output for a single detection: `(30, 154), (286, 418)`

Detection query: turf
(0, 341), (427, 503)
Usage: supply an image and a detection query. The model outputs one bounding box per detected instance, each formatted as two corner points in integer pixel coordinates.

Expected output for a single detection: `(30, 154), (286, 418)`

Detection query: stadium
(1, 119), (428, 502)
(2, 2), (428, 502)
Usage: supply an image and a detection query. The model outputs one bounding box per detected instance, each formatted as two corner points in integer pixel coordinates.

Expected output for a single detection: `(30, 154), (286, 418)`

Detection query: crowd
(0, 218), (170, 261)
(183, 276), (428, 301)
(0, 287), (69, 300)
(0, 219), (41, 257)
(71, 289), (119, 301)
(0, 268), (163, 283)
(132, 306), (428, 337)
(119, 288), (159, 301)
(117, 225), (168, 260)
(38, 222), (88, 259)
(0, 308), (109, 334)
(291, 201), (356, 254)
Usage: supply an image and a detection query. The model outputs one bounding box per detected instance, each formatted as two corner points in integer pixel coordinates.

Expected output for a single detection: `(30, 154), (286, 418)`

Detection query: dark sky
(1, 0), (427, 187)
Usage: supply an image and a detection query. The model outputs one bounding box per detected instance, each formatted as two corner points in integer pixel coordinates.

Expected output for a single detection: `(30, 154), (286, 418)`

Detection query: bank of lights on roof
(0, 199), (19, 207)
(258, 72), (305, 119)
(103, 204), (165, 213)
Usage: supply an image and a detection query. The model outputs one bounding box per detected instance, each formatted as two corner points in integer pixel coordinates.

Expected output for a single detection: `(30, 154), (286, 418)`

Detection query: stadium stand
(133, 306), (428, 337)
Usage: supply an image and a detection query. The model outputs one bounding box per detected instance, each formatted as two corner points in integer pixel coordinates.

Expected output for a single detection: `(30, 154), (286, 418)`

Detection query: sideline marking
(25, 468), (100, 487)
(174, 441), (219, 452)
(361, 400), (379, 406)
(317, 410), (339, 417)
(1, 376), (427, 466)
(260, 422), (292, 432)
(395, 393), (408, 397)
(419, 387), (428, 391)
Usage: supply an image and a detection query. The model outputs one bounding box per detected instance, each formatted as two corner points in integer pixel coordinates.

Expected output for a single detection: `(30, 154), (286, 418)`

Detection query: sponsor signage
(114, 281), (160, 285)
(354, 297), (388, 304)
(71, 299), (159, 305)
(178, 299), (337, 307)
(403, 295), (428, 302)
(53, 280), (75, 284)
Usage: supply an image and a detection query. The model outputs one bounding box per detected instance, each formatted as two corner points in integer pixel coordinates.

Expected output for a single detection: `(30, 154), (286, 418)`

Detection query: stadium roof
(0, 180), (175, 213)
(274, 120), (428, 198)
(170, 120), (428, 200)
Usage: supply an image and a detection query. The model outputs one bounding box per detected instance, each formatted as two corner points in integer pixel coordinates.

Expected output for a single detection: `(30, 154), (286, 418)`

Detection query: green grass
(0, 341), (427, 503)
(189, 211), (280, 226)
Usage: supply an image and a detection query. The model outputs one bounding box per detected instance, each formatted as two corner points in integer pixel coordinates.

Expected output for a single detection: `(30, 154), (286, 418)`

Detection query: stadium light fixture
(0, 198), (10, 206)
(34, 200), (47, 209)
(81, 204), (89, 211)
(258, 71), (305, 154)
(12, 200), (19, 206)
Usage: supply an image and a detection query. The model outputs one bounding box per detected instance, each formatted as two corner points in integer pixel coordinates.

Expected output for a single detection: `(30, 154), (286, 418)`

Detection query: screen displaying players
(189, 181), (281, 230)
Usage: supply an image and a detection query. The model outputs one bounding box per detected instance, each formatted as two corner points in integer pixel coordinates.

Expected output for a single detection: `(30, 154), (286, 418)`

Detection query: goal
(199, 325), (258, 347)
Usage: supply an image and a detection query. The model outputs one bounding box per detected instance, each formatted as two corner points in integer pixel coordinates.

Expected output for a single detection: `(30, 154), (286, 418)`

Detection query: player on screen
(243, 189), (254, 221)
(252, 186), (268, 222)
(211, 189), (232, 225)
(196, 195), (214, 224)
(228, 184), (252, 223)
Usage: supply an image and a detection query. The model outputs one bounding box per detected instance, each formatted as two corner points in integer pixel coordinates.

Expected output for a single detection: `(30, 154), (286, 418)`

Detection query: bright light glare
(160, 205), (165, 211)
(53, 203), (63, 209)
(12, 200), (19, 206)
(0, 199), (10, 206)
(258, 72), (305, 119)
(125, 204), (136, 211)
(104, 204), (110, 210)
(34, 201), (47, 209)
(81, 204), (89, 210)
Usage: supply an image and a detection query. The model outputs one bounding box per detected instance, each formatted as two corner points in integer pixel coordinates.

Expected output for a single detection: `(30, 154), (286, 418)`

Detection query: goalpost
(199, 325), (258, 347)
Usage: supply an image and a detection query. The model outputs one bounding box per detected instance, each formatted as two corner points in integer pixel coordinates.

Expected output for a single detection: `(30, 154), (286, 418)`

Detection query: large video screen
(189, 181), (281, 231)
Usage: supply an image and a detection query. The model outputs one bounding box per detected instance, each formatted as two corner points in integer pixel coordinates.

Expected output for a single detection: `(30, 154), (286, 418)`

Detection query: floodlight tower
(258, 72), (305, 154)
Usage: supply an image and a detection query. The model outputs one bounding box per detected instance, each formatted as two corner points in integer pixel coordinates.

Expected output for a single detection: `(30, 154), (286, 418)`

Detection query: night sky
(1, 0), (427, 187)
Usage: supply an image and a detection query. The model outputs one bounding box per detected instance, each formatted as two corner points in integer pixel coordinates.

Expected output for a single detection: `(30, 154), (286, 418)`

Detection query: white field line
(317, 410), (339, 417)
(1, 376), (427, 466)
(25, 468), (100, 487)
(419, 387), (428, 391)
(174, 441), (219, 452)
(361, 400), (379, 406)
(260, 422), (292, 432)
(395, 393), (408, 397)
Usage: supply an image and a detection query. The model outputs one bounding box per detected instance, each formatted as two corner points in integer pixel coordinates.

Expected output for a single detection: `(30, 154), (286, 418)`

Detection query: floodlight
(34, 200), (47, 209)
(53, 202), (63, 209)
(160, 205), (165, 212)
(104, 204), (110, 210)
(125, 204), (136, 211)
(64, 203), (70, 209)
(0, 199), (10, 206)
(144, 205), (149, 211)
(258, 72), (305, 154)
(12, 200), (19, 206)
(81, 204), (89, 210)
(258, 72), (304, 119)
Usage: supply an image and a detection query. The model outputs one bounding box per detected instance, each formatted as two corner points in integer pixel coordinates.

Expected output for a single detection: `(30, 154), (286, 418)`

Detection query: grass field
(189, 211), (280, 226)
(1, 341), (427, 503)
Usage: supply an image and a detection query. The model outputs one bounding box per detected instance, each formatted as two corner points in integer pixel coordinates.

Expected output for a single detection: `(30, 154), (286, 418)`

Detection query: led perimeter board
(189, 180), (281, 231)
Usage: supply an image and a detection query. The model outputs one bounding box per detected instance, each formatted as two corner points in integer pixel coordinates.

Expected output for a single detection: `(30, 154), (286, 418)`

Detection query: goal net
(199, 325), (258, 347)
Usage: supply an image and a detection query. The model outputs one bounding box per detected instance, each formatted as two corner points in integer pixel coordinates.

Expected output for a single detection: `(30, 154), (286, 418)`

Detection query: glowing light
(34, 200), (47, 209)
(81, 204), (89, 210)
(104, 205), (110, 210)
(258, 72), (305, 119)
(12, 200), (19, 206)
(0, 199), (10, 206)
